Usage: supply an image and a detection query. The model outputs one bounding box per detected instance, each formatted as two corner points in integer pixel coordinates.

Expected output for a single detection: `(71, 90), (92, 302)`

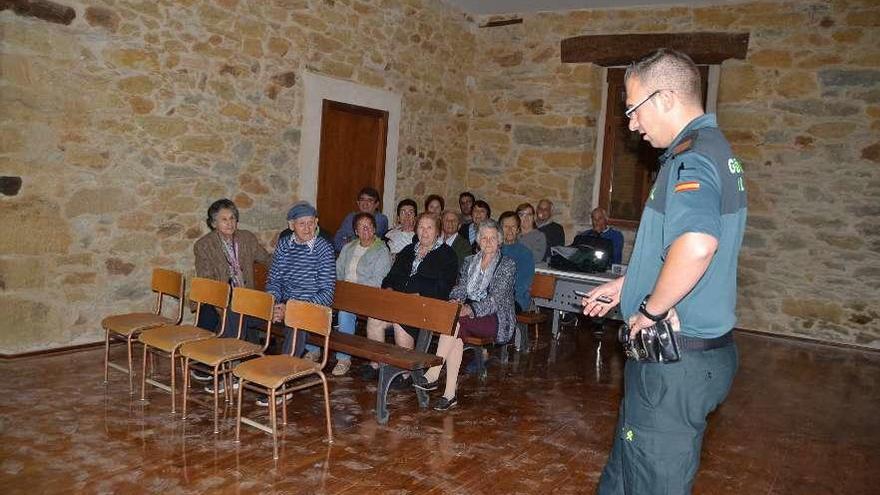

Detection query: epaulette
(670, 132), (696, 158)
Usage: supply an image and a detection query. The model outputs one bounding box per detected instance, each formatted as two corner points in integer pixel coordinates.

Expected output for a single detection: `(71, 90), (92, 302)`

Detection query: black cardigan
(381, 243), (458, 300)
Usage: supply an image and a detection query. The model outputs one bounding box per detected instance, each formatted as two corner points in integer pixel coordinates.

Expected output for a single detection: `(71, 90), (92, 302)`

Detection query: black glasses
(624, 90), (661, 119)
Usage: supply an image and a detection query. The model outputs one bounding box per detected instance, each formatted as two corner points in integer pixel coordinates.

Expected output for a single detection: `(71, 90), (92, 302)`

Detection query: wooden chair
(516, 272), (557, 344)
(234, 300), (333, 459)
(138, 277), (230, 413)
(101, 268), (184, 394)
(180, 287), (274, 434)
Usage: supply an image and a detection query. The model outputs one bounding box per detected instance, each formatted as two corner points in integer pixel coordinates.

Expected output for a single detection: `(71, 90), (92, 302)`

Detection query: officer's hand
(627, 312), (654, 339)
(581, 277), (624, 317)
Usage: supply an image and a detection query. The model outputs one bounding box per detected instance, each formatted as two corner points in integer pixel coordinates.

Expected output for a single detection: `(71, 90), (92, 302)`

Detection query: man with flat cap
(263, 201), (335, 405)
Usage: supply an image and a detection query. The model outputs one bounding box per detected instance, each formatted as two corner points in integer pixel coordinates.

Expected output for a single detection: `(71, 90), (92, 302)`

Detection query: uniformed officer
(582, 48), (747, 494)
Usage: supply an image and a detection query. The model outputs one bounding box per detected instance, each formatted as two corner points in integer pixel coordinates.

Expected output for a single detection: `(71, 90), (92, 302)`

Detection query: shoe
(255, 394), (291, 407)
(204, 378), (239, 394)
(331, 359), (351, 376)
(390, 375), (413, 390)
(360, 365), (379, 381)
(433, 396), (458, 411)
(190, 369), (212, 382)
(412, 375), (439, 391)
(303, 350), (321, 363)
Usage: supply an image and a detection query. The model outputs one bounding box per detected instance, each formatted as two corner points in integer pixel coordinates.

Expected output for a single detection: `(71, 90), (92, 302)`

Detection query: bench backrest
(253, 262), (459, 337)
(531, 272), (556, 300)
(333, 281), (460, 336)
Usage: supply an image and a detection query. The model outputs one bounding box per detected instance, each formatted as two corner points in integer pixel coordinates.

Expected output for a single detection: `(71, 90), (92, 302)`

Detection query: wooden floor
(1, 321), (878, 494)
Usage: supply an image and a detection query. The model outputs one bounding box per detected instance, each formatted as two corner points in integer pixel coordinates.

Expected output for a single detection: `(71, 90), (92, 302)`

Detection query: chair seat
(234, 355), (320, 389)
(180, 338), (261, 366)
(139, 325), (215, 352)
(102, 313), (174, 336)
(516, 311), (548, 325)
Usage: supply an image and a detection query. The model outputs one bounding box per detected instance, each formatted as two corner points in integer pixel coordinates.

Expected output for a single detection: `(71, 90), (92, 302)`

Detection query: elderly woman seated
(416, 220), (517, 411)
(191, 198), (271, 385)
(516, 202), (548, 264)
(364, 212), (458, 379)
(324, 212), (391, 376)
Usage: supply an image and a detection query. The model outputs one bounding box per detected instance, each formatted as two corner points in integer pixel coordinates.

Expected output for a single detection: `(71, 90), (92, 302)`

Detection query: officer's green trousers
(598, 343), (738, 495)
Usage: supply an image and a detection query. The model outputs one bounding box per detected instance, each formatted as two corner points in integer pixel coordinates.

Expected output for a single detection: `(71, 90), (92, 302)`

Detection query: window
(595, 66), (711, 227)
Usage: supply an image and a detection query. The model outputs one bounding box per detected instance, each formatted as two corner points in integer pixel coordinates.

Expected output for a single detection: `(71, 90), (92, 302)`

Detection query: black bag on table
(549, 235), (613, 274)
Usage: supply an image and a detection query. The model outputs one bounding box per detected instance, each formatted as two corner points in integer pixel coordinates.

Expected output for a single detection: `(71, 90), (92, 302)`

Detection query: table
(533, 266), (622, 339)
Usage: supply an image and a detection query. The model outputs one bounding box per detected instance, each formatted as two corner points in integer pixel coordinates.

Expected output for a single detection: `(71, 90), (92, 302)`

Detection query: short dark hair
(206, 198), (239, 230)
(352, 212), (376, 231)
(396, 198), (418, 216)
(473, 199), (491, 219)
(498, 210), (520, 229)
(358, 187), (381, 202)
(424, 194), (445, 211)
(459, 191), (475, 202)
(625, 48), (702, 106)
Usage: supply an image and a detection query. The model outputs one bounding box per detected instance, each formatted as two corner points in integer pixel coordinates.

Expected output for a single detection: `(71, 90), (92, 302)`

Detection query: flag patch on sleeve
(674, 181), (700, 193)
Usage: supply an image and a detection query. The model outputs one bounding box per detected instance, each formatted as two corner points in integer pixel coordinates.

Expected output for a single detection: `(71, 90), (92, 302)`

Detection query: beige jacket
(193, 230), (271, 289)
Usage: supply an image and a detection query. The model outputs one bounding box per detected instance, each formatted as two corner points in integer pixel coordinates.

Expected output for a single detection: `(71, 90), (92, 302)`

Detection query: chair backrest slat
(152, 268), (184, 298)
(284, 300), (332, 337)
(332, 281), (460, 336)
(231, 287), (274, 321)
(531, 272), (556, 300)
(189, 278), (231, 309)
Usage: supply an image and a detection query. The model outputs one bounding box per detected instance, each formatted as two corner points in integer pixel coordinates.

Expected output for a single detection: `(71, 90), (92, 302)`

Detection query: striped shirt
(266, 234), (335, 307)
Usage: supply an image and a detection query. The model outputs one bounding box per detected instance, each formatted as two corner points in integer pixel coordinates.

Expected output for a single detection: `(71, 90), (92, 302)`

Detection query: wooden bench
(255, 262), (461, 424)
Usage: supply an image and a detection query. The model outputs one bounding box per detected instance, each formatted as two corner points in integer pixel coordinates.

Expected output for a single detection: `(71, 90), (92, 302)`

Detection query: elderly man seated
(265, 201), (336, 400)
(536, 199), (566, 259)
(574, 207), (624, 265)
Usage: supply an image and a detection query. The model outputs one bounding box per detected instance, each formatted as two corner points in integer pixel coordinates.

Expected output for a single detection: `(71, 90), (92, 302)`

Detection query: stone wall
(0, 0), (475, 353)
(464, 0), (880, 346)
(2, 0), (878, 352)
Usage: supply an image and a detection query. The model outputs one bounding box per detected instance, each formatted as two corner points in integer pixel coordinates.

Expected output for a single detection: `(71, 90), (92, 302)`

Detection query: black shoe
(433, 396), (457, 411)
(412, 375), (439, 391)
(390, 375), (413, 390)
(360, 365), (379, 381)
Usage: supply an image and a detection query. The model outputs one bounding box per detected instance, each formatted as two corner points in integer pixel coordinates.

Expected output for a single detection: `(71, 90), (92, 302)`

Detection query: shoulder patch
(674, 181), (700, 193)
(671, 136), (695, 157)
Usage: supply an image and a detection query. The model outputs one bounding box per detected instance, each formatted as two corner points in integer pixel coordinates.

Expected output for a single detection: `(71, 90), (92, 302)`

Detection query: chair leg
(235, 380), (244, 443)
(182, 357), (190, 419)
(127, 335), (135, 394)
(140, 345), (149, 402)
(281, 387), (288, 426)
(213, 365), (220, 434)
(270, 389), (278, 460)
(170, 351), (177, 414)
(103, 330), (111, 384)
(320, 372), (333, 444)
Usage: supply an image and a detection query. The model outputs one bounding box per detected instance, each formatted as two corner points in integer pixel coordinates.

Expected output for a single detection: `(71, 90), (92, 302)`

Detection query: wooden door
(316, 100), (389, 236)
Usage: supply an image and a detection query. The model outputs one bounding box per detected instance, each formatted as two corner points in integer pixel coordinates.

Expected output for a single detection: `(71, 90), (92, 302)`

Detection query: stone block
(220, 102), (251, 120)
(749, 49), (793, 68)
(776, 71), (818, 99)
(513, 126), (588, 148)
(0, 200), (71, 255)
(819, 69), (880, 88)
(128, 96), (154, 114)
(105, 257), (135, 276)
(782, 297), (843, 324)
(85, 6), (120, 32)
(861, 142), (880, 163)
(65, 147), (110, 170)
(0, 258), (47, 290)
(65, 187), (133, 217)
(104, 48), (160, 71)
(0, 298), (60, 353)
(62, 272), (97, 285)
(806, 122), (858, 140)
(117, 75), (156, 95)
(178, 135), (225, 154)
(718, 64), (759, 102)
(771, 99), (861, 117)
(139, 116), (188, 139)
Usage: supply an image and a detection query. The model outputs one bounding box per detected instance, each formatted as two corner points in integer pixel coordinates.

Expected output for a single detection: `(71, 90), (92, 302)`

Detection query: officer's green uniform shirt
(620, 114), (747, 339)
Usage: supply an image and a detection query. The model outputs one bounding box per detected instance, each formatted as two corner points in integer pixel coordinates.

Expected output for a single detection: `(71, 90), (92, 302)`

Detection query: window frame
(590, 65), (720, 228)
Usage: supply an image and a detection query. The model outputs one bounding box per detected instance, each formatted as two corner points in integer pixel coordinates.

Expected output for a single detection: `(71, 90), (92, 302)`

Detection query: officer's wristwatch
(639, 294), (668, 322)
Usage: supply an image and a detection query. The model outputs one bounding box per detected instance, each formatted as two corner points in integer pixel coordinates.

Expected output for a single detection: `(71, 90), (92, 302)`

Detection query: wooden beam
(1, 0), (76, 26)
(481, 18), (523, 28)
(561, 32), (750, 66)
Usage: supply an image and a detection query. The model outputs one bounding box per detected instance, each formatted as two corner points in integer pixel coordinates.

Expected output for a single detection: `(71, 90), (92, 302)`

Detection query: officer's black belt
(678, 331), (733, 352)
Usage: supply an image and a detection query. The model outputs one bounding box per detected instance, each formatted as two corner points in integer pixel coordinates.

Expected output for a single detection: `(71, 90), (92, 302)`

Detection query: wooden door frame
(300, 72), (402, 220)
